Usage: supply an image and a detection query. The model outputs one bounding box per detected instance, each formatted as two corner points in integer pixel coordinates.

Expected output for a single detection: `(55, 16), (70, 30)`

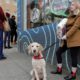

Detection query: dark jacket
(9, 18), (17, 31)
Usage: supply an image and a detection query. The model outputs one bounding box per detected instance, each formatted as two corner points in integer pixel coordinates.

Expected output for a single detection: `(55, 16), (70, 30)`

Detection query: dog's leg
(30, 70), (35, 80)
(42, 67), (47, 80)
(33, 69), (39, 80)
(30, 70), (34, 76)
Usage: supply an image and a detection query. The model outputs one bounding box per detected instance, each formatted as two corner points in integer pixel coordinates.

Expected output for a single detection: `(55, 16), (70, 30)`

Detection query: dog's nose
(33, 50), (36, 53)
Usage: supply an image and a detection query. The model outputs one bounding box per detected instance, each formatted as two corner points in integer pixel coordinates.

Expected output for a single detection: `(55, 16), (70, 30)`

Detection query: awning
(46, 9), (68, 18)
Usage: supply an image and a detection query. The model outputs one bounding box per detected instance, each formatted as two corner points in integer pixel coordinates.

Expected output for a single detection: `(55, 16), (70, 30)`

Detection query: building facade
(0, 0), (17, 16)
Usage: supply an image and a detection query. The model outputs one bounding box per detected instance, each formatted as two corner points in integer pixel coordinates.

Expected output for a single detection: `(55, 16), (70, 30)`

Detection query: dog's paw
(43, 78), (47, 80)
(30, 70), (33, 76)
(31, 78), (35, 80)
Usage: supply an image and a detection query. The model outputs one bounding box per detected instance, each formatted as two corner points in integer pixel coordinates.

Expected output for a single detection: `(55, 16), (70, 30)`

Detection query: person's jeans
(0, 29), (4, 58)
(4, 31), (11, 47)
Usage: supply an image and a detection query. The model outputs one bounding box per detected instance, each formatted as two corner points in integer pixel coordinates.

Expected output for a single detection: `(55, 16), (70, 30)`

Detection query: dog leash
(44, 41), (59, 51)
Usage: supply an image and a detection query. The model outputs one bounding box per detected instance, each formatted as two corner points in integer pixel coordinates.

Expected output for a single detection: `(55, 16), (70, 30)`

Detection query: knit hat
(5, 12), (10, 18)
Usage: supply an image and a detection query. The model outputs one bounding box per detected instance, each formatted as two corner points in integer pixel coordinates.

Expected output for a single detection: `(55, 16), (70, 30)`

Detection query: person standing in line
(4, 12), (12, 48)
(0, 6), (7, 60)
(9, 15), (17, 44)
(51, 1), (80, 80)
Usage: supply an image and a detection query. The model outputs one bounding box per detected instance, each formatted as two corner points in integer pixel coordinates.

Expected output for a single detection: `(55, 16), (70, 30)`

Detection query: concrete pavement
(0, 45), (79, 80)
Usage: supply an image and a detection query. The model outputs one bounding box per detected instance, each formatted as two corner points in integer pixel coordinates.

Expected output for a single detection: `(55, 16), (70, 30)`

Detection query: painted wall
(17, 23), (80, 74)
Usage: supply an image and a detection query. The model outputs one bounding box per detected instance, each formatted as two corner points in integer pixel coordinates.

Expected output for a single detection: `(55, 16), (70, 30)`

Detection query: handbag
(3, 21), (11, 31)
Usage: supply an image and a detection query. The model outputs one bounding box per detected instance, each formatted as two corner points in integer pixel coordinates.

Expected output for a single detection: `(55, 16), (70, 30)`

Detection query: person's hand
(61, 35), (66, 40)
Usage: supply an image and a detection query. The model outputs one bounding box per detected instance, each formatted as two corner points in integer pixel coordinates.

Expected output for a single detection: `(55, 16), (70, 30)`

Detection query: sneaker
(51, 67), (62, 74)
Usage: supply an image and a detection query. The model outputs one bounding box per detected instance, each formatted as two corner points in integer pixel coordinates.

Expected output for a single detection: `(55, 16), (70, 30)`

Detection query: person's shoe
(64, 72), (76, 80)
(4, 46), (8, 48)
(0, 56), (7, 60)
(51, 67), (62, 74)
(8, 46), (12, 49)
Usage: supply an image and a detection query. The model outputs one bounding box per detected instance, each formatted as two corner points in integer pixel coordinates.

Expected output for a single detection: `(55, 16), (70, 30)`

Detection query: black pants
(56, 41), (79, 67)
(11, 30), (17, 43)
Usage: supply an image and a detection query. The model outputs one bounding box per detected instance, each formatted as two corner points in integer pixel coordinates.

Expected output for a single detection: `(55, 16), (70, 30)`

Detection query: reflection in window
(27, 0), (54, 29)
(26, 0), (69, 29)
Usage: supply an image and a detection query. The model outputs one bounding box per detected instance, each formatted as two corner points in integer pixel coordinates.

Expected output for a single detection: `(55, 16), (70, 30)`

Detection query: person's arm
(0, 7), (6, 22)
(66, 16), (80, 38)
(9, 19), (13, 27)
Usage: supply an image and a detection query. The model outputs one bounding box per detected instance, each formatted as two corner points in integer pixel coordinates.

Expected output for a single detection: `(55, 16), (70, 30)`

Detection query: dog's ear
(27, 44), (32, 54)
(39, 44), (44, 51)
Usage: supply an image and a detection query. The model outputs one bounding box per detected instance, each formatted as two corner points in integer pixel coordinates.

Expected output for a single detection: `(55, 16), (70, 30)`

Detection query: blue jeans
(4, 31), (11, 47)
(0, 29), (5, 58)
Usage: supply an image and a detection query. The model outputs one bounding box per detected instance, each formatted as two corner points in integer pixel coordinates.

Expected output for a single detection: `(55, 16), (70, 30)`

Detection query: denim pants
(4, 31), (11, 47)
(0, 29), (4, 58)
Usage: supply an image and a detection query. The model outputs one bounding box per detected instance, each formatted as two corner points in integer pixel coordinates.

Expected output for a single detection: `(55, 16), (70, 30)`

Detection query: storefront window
(25, 0), (69, 29)
(26, 0), (54, 29)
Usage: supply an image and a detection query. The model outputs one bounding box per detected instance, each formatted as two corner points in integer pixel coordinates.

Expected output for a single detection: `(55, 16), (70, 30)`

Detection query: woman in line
(0, 6), (7, 60)
(51, 1), (80, 80)
(4, 12), (12, 48)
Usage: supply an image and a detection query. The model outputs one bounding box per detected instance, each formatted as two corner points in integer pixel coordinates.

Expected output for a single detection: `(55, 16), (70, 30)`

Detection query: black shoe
(51, 71), (62, 74)
(51, 67), (62, 74)
(64, 73), (76, 80)
(8, 46), (12, 49)
(0, 56), (7, 60)
(4, 46), (8, 48)
(64, 75), (76, 80)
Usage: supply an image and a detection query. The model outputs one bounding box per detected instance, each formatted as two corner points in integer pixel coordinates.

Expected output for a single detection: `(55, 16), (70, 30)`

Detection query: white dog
(56, 18), (68, 39)
(28, 42), (47, 80)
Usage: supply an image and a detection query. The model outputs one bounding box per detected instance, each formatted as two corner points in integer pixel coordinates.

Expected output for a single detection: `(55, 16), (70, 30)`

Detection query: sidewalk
(0, 45), (79, 80)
